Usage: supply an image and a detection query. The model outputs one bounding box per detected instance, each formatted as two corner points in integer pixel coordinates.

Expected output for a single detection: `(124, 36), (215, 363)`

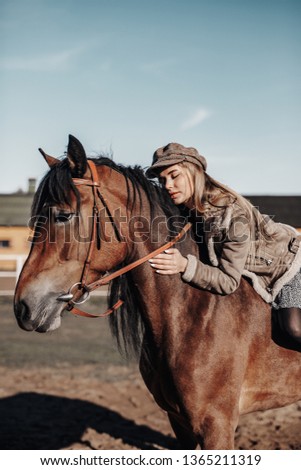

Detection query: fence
(0, 254), (107, 296)
(0, 254), (27, 295)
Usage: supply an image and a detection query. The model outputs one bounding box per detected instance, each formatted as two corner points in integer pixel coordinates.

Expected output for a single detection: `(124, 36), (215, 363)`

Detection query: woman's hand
(149, 248), (188, 275)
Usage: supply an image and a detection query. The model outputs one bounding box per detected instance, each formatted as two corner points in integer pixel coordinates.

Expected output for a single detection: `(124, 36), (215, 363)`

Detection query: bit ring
(69, 282), (91, 305)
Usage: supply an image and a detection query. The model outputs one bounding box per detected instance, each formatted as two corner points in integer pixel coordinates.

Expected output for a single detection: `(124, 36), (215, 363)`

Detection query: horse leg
(194, 412), (238, 450)
(167, 413), (198, 450)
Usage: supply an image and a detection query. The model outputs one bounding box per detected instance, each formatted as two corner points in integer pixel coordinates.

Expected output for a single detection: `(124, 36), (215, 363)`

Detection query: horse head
(14, 135), (129, 332)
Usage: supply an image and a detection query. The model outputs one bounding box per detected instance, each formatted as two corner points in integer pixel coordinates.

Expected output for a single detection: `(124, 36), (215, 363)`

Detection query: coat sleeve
(182, 214), (251, 295)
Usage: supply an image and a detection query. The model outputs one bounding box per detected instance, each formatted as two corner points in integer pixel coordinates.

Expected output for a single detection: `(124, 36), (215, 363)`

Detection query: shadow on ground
(0, 392), (176, 450)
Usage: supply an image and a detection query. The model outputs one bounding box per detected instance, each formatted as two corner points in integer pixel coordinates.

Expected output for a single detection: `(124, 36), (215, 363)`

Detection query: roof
(0, 193), (34, 226)
(244, 195), (301, 227)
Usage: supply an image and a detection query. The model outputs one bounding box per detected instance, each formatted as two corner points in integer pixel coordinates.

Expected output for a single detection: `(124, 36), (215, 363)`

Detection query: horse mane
(93, 159), (183, 360)
(31, 158), (80, 224)
(31, 155), (183, 360)
(31, 155), (178, 221)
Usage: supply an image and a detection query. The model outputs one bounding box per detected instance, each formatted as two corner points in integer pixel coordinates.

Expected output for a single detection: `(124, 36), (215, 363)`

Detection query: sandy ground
(1, 296), (301, 450)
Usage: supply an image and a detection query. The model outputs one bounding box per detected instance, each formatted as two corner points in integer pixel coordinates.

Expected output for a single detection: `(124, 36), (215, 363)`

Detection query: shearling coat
(182, 202), (301, 303)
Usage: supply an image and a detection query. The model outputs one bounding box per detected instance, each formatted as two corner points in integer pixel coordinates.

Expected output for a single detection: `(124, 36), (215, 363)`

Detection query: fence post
(16, 254), (26, 281)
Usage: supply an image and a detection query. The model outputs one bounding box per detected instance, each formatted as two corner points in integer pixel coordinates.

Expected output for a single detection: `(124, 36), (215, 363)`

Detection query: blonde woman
(146, 143), (301, 346)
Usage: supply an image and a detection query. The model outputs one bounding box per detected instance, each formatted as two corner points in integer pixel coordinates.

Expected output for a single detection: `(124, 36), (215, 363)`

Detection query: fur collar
(204, 205), (234, 267)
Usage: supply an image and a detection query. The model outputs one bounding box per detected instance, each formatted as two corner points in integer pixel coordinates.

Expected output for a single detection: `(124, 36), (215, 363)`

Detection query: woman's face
(159, 164), (194, 206)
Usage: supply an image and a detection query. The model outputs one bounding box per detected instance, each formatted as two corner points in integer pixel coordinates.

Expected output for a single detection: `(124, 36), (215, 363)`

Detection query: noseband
(57, 160), (191, 318)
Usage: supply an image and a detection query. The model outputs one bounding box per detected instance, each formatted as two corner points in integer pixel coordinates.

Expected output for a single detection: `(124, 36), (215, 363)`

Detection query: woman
(146, 143), (301, 345)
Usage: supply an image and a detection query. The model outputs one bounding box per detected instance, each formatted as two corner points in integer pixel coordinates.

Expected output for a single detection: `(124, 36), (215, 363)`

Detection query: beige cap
(146, 142), (207, 178)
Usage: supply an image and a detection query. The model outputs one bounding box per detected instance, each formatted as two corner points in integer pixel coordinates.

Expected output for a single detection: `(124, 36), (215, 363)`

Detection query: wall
(0, 226), (31, 271)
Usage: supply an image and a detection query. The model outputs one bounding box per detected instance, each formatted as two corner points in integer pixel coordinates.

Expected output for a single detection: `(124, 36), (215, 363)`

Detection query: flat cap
(146, 143), (207, 177)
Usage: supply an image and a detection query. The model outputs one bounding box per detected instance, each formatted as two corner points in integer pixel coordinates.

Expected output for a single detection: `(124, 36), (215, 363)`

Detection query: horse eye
(54, 212), (74, 224)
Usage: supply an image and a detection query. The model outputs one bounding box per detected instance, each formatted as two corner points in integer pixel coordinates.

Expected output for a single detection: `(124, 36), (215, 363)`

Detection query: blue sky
(1, 0), (300, 194)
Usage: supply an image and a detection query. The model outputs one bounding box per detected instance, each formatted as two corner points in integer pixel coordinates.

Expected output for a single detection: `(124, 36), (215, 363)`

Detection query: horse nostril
(14, 299), (26, 319)
(14, 300), (34, 331)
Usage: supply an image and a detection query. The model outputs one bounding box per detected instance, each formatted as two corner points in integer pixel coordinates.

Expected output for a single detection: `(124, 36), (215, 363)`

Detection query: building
(244, 195), (301, 231)
(0, 179), (35, 292)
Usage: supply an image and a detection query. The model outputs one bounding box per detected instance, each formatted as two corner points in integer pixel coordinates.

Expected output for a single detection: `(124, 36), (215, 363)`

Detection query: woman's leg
(277, 307), (301, 344)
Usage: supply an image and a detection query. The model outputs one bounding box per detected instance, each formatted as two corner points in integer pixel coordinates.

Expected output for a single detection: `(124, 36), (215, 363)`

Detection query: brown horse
(14, 135), (301, 449)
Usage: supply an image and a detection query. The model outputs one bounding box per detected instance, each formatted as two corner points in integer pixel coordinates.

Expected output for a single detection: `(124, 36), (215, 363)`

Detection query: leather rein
(58, 160), (191, 318)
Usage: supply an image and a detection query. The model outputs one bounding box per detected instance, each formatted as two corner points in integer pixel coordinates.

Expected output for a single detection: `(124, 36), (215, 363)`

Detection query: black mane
(31, 155), (183, 359)
(31, 155), (179, 221)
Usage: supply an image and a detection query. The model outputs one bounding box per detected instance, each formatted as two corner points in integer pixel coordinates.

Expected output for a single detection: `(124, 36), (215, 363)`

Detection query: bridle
(56, 160), (192, 318)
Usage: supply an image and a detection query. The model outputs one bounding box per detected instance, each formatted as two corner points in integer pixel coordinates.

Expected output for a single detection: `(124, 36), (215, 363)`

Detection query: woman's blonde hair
(180, 161), (256, 221)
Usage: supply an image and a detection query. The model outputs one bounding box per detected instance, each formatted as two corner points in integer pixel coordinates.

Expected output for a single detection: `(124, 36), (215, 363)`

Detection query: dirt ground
(1, 296), (301, 450)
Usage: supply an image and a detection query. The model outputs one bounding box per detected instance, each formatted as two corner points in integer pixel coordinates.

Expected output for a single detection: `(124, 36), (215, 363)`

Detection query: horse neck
(127, 196), (198, 343)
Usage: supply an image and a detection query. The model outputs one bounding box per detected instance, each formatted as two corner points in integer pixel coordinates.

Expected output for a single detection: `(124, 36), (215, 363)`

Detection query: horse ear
(38, 148), (60, 168)
(67, 134), (87, 177)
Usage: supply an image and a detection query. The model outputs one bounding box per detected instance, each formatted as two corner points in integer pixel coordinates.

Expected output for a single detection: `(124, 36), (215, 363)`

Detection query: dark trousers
(273, 308), (301, 351)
